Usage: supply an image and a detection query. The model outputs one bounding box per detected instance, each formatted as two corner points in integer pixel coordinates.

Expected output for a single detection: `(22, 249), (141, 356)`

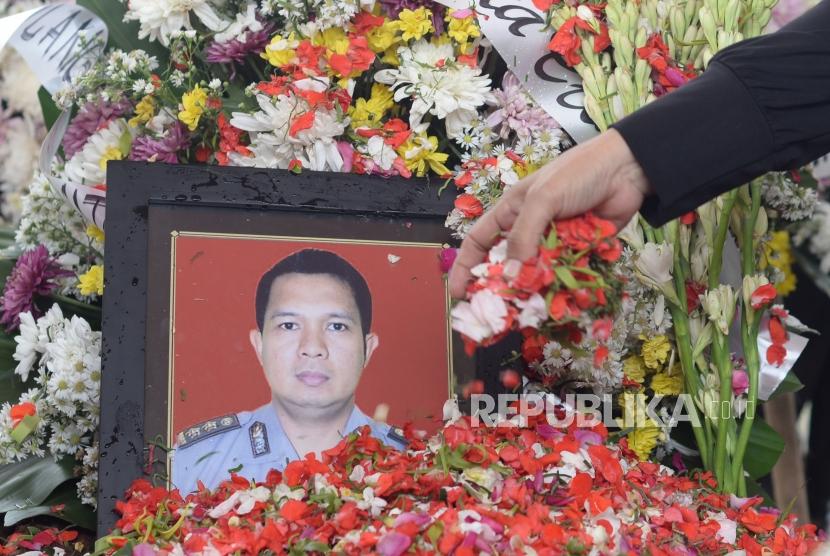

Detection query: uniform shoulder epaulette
(177, 414), (240, 449)
(386, 426), (409, 447)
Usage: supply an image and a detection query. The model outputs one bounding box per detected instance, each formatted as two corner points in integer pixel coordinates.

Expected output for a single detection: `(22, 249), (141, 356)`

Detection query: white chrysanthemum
(64, 118), (131, 186)
(230, 87), (346, 172)
(13, 311), (41, 382)
(214, 2), (262, 43)
(359, 135), (397, 171)
(375, 40), (493, 139)
(124, 0), (228, 46)
(0, 50), (43, 119)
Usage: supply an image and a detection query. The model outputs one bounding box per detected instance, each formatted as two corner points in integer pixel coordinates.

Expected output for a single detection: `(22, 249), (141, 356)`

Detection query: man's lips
(296, 371), (329, 386)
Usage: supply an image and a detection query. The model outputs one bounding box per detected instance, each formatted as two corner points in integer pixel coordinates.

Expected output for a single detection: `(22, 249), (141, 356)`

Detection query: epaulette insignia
(177, 414), (240, 449)
(386, 426), (408, 447)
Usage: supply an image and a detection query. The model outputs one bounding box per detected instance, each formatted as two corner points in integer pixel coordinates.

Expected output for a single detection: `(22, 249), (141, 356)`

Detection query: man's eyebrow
(267, 311), (356, 322)
(327, 313), (356, 322)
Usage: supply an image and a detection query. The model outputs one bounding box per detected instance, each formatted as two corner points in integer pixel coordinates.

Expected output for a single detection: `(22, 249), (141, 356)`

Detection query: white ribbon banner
(0, 3), (108, 227)
(757, 317), (808, 401)
(436, 0), (599, 144)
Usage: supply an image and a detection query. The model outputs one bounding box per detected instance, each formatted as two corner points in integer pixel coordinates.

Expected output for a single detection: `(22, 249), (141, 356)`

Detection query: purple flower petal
(0, 245), (72, 332)
(376, 531), (412, 556)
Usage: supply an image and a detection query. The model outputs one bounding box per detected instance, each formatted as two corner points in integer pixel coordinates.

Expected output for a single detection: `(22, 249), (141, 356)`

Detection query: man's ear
(363, 333), (379, 367)
(249, 329), (264, 366)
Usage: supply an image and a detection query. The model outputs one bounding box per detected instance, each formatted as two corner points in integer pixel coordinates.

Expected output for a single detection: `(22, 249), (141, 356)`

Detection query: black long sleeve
(612, 0), (830, 226)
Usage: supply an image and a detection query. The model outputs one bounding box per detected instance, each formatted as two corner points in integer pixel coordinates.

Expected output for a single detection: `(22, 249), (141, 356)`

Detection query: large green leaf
(744, 418), (785, 480)
(3, 479), (95, 531)
(0, 335), (16, 368)
(38, 87), (61, 131)
(0, 368), (27, 405)
(0, 456), (75, 514)
(77, 0), (168, 65)
(768, 370), (804, 399)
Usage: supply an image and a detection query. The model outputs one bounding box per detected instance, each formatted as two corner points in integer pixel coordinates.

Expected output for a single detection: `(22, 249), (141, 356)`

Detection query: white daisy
(124, 0), (228, 46)
(63, 118), (131, 186)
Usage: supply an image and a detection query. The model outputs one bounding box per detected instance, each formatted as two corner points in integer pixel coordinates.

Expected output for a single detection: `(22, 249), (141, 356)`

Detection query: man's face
(249, 272), (378, 414)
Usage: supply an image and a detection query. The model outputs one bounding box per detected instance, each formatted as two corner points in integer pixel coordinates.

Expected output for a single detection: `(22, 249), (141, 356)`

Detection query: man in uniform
(172, 249), (407, 495)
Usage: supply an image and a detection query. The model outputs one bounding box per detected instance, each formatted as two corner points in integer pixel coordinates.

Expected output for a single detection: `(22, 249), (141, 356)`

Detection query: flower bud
(634, 242), (681, 306)
(699, 7), (718, 50)
(724, 0), (741, 32)
(701, 284), (737, 336)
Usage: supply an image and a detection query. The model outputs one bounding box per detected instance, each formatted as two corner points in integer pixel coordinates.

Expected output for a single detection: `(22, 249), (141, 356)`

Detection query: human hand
(448, 129), (652, 298)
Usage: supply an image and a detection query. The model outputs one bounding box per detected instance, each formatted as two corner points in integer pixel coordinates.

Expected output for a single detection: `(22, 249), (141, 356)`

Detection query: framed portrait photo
(98, 162), (515, 532)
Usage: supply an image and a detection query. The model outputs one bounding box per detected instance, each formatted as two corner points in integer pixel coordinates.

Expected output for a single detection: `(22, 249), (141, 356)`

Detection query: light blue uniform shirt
(170, 403), (406, 495)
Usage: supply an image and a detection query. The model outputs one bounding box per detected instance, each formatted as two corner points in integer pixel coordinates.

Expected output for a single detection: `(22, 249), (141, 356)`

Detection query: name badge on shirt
(249, 421), (270, 457)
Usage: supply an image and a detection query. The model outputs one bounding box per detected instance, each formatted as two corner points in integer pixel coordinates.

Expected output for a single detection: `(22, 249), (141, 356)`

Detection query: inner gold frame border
(167, 229), (455, 471)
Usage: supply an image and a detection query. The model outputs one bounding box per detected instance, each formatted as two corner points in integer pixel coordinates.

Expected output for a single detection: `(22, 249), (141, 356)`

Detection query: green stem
(658, 222), (712, 469)
(708, 191), (738, 290)
(731, 181), (763, 488)
(708, 191), (739, 490)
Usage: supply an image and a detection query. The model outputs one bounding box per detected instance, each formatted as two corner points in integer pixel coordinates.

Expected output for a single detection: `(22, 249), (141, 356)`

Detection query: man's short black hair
(255, 249), (372, 336)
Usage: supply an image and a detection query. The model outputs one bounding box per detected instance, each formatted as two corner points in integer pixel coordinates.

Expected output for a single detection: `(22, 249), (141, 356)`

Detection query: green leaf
(0, 368), (28, 406)
(77, 0), (168, 65)
(554, 266), (579, 289)
(744, 477), (776, 507)
(38, 87), (61, 131)
(768, 370), (804, 399)
(0, 335), (17, 368)
(0, 456), (75, 513)
(3, 480), (96, 531)
(10, 414), (40, 444)
(744, 418), (785, 480)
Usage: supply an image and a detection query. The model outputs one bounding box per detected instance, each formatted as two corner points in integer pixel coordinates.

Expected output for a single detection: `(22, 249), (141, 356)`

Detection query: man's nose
(299, 329), (327, 358)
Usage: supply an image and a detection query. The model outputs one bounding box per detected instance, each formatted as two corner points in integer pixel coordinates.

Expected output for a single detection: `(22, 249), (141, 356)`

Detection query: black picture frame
(98, 161), (517, 534)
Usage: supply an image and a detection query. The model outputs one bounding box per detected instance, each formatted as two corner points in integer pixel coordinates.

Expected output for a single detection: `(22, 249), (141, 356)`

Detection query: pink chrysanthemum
(204, 23), (274, 68)
(486, 72), (561, 140)
(129, 122), (191, 164)
(0, 245), (72, 331)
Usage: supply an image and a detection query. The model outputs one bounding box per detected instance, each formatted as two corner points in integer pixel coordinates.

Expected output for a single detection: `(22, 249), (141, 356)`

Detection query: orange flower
(9, 402), (36, 428)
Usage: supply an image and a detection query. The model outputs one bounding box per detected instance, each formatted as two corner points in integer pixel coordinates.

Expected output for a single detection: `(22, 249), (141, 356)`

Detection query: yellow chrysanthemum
(763, 230), (797, 296)
(86, 224), (105, 243)
(447, 11), (480, 45)
(129, 95), (156, 127)
(350, 84), (395, 128)
(79, 265), (104, 296)
(627, 425), (662, 461)
(178, 85), (208, 131)
(367, 20), (400, 53)
(619, 391), (650, 427)
(261, 33), (299, 66)
(99, 146), (124, 171)
(651, 370), (684, 396)
(623, 355), (648, 384)
(395, 7), (433, 41)
(641, 334), (671, 370)
(314, 28), (350, 55)
(397, 134), (450, 177)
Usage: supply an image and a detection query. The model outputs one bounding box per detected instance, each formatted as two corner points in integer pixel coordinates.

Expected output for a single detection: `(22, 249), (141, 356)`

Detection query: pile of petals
(97, 406), (822, 555)
(451, 213), (623, 365)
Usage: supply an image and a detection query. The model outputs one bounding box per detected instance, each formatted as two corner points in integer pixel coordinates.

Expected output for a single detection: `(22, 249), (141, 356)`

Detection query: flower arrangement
(95, 409), (823, 555)
(0, 0), (824, 547)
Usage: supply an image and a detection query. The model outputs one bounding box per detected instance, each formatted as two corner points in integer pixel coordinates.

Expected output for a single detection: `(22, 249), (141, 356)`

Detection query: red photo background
(171, 234), (451, 437)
